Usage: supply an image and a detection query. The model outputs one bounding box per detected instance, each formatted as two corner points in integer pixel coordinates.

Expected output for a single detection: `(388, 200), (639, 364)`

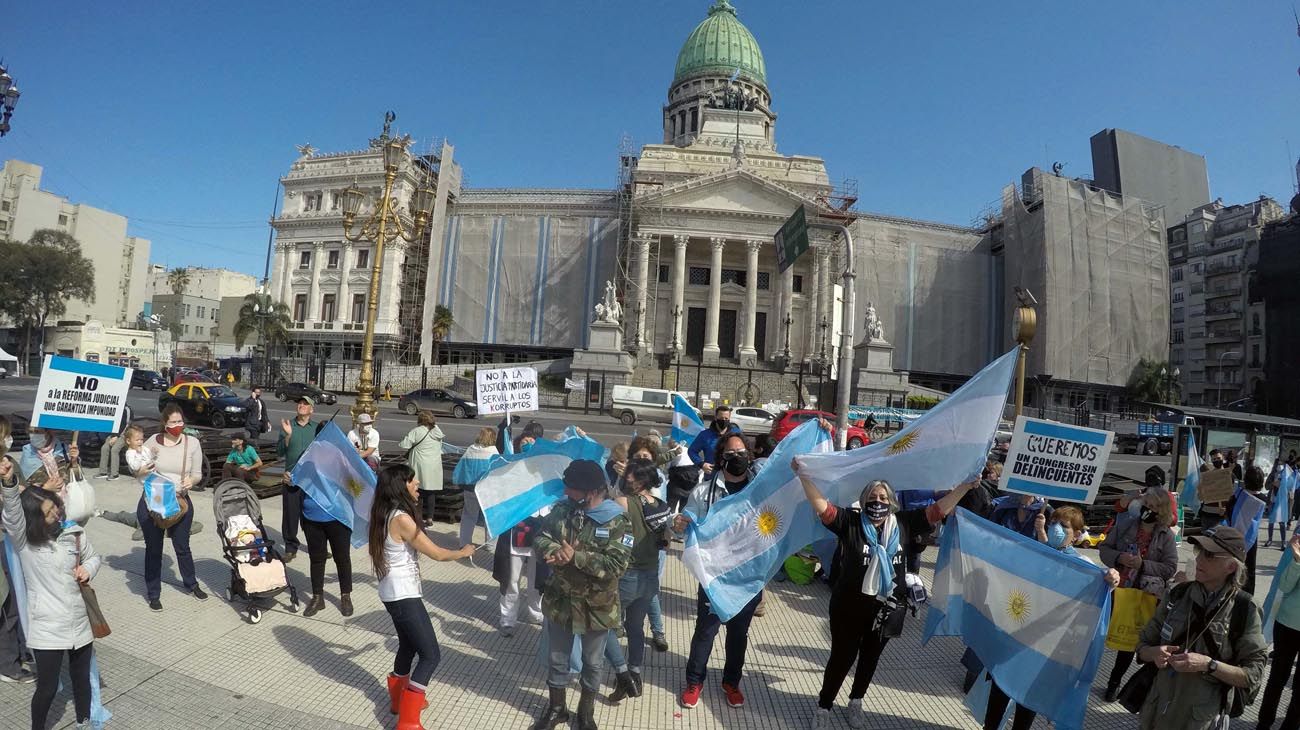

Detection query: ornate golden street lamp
(1012, 286), (1038, 418)
(341, 112), (437, 419)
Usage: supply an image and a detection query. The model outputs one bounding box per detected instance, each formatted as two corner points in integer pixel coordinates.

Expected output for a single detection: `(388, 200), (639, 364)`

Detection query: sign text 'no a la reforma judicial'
(999, 416), (1115, 504)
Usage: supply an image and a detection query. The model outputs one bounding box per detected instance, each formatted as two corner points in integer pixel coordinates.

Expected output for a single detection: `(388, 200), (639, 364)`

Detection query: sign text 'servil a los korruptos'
(32, 355), (133, 434)
(999, 416), (1115, 505)
(474, 367), (539, 415)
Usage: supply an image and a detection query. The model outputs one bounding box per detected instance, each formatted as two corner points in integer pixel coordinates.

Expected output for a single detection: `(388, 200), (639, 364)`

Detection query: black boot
(531, 687), (570, 730)
(629, 671), (643, 697)
(608, 671), (640, 703)
(576, 688), (598, 730)
(1104, 682), (1120, 703)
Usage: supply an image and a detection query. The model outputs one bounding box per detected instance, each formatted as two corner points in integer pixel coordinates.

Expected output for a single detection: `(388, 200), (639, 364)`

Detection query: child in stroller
(212, 479), (300, 622)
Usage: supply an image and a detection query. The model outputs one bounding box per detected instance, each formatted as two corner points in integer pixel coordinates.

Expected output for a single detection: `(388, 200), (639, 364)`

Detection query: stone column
(633, 233), (651, 351)
(338, 241), (353, 324)
(276, 243), (292, 305)
(817, 246), (832, 359)
(805, 247), (821, 360)
(671, 234), (688, 353)
(741, 239), (760, 358)
(307, 242), (324, 324)
(704, 236), (725, 358)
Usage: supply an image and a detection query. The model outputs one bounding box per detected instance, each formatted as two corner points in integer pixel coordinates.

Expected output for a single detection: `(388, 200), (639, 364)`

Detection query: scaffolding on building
(396, 143), (453, 364)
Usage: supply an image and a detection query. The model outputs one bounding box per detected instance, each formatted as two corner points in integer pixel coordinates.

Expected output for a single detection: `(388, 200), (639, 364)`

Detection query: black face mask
(1212, 460), (1224, 469)
(864, 501), (891, 522)
(723, 453), (751, 477)
(1139, 507), (1157, 524)
(714, 419), (731, 432)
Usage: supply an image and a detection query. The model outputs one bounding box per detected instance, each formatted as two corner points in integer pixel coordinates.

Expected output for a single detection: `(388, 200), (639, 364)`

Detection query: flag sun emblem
(345, 477), (364, 498)
(887, 429), (921, 455)
(1006, 590), (1031, 624)
(755, 508), (782, 538)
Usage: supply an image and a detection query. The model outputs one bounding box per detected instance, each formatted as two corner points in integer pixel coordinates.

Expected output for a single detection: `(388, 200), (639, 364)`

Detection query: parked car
(728, 407), (776, 431)
(610, 385), (698, 426)
(274, 382), (338, 405)
(770, 409), (872, 449)
(397, 388), (478, 419)
(158, 383), (248, 429)
(131, 370), (168, 390)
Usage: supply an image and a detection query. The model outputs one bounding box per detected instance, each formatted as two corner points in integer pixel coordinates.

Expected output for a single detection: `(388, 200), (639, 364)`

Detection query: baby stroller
(212, 479), (301, 623)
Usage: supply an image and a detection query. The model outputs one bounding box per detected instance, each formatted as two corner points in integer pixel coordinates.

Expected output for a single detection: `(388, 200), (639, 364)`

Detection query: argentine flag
(671, 393), (705, 444)
(796, 347), (1018, 503)
(476, 431), (607, 540)
(290, 422), (377, 548)
(680, 419), (833, 621)
(142, 472), (183, 520)
(925, 509), (1111, 730)
(1263, 519), (1300, 643)
(1271, 465), (1293, 525)
(1178, 433), (1203, 512)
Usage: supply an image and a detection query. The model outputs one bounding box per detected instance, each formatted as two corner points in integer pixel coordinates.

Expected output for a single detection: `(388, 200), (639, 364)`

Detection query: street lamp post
(1216, 351), (1241, 409)
(1012, 287), (1038, 418)
(0, 65), (20, 138)
(340, 112), (437, 420)
(251, 288), (275, 386)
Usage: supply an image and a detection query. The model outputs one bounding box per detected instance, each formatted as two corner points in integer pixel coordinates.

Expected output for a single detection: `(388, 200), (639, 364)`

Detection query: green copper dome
(672, 0), (766, 88)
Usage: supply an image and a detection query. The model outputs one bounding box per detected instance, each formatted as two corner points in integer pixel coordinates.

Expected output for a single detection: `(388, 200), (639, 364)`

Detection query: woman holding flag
(793, 448), (976, 729)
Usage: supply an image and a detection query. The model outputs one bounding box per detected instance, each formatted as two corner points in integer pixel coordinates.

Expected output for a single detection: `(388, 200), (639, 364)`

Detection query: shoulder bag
(404, 427), (433, 462)
(75, 534), (110, 638)
(149, 434), (191, 529)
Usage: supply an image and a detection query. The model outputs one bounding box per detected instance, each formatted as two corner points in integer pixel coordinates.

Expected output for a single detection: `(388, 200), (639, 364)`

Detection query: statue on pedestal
(593, 280), (623, 324)
(864, 302), (886, 343)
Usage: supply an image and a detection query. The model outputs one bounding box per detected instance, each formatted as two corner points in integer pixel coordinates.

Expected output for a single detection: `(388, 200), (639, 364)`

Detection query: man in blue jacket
(688, 406), (742, 474)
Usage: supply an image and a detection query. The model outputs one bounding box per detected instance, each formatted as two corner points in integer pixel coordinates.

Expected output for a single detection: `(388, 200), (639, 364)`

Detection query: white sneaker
(811, 706), (830, 729)
(847, 698), (866, 728)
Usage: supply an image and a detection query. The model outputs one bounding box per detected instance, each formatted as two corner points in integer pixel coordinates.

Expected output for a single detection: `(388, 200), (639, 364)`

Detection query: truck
(1114, 416), (1196, 455)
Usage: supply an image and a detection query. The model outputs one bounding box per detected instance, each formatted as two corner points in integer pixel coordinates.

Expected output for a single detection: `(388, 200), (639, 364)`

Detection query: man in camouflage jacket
(531, 459), (632, 730)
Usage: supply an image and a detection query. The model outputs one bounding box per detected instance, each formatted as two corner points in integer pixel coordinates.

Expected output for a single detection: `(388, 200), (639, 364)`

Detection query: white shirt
(348, 427), (381, 454)
(124, 446), (154, 476)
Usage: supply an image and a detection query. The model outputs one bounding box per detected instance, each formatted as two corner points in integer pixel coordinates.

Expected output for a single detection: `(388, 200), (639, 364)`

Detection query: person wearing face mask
(794, 450), (977, 729)
(348, 413), (382, 473)
(18, 428), (73, 484)
(2, 462), (101, 730)
(626, 437), (670, 652)
(674, 433), (759, 711)
(1098, 488), (1179, 701)
(140, 403), (206, 611)
(687, 406), (742, 475)
(988, 491), (1054, 539)
(531, 459), (632, 730)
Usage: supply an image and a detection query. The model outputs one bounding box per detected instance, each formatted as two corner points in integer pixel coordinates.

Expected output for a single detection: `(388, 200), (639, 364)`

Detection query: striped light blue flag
(142, 472), (182, 520)
(290, 422), (377, 548)
(796, 348), (1017, 503)
(476, 433), (607, 540)
(1178, 433), (1202, 512)
(671, 394), (705, 444)
(924, 509), (1111, 730)
(680, 420), (833, 621)
(1263, 520), (1300, 643)
(1271, 466), (1293, 524)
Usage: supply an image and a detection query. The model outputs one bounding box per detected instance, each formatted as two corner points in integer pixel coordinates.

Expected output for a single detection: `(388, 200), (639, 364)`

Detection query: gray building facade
(1091, 128), (1211, 225)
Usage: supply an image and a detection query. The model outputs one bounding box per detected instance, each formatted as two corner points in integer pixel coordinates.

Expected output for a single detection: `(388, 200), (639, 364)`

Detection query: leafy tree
(167, 266), (191, 296)
(0, 230), (96, 371)
(1128, 357), (1179, 404)
(430, 305), (454, 364)
(233, 292), (292, 349)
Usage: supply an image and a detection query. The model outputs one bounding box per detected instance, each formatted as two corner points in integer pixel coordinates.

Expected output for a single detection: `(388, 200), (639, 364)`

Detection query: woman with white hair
(794, 444), (976, 730)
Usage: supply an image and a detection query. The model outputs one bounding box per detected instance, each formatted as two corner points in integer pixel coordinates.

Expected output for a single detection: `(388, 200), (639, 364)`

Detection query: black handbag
(1117, 663), (1156, 714)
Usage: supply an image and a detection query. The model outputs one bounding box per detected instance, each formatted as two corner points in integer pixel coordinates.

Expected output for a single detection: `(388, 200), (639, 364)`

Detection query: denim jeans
(646, 550), (666, 637)
(546, 620), (608, 693)
(384, 597), (441, 686)
(605, 568), (660, 673)
(136, 495), (197, 601)
(685, 586), (761, 687)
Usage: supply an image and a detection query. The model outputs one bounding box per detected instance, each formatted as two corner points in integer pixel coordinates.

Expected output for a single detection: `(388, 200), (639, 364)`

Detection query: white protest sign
(475, 367), (539, 415)
(33, 355), (133, 434)
(999, 415), (1114, 504)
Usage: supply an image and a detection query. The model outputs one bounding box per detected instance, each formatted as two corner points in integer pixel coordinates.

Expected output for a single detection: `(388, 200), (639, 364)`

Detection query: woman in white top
(138, 403), (206, 612)
(368, 463), (473, 730)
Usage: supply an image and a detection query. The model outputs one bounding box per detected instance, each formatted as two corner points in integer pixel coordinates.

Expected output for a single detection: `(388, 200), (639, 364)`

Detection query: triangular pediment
(637, 168), (822, 218)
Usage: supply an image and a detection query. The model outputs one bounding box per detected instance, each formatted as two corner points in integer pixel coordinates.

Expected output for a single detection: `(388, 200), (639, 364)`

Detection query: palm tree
(1128, 358), (1179, 404)
(430, 305), (454, 364)
(167, 267), (191, 296)
(233, 292), (293, 349)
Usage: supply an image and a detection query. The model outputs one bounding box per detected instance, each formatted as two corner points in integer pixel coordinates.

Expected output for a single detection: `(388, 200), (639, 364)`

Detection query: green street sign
(774, 204), (809, 273)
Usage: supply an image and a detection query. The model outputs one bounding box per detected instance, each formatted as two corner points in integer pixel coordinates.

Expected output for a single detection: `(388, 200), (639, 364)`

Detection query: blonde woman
(454, 427), (499, 548)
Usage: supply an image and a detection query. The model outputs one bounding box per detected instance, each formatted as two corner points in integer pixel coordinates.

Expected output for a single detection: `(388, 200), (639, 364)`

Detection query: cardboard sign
(475, 367), (538, 415)
(1197, 468), (1235, 504)
(1000, 416), (1114, 504)
(33, 355), (133, 434)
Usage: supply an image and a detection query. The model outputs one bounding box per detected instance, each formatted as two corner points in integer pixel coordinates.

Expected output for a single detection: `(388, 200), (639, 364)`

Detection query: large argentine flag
(1178, 433), (1203, 512)
(671, 394), (705, 444)
(796, 347), (1018, 503)
(924, 509), (1111, 730)
(1271, 466), (1295, 525)
(477, 431), (607, 540)
(680, 420), (833, 621)
(1263, 520), (1300, 643)
(290, 422), (378, 548)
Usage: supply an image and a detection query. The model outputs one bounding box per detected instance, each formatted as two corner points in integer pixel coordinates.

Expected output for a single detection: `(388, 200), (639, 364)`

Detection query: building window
(327, 250), (340, 269)
(757, 272), (771, 290)
(1172, 267), (1183, 282)
(58, 214), (68, 226)
(688, 267), (710, 286)
(356, 249), (370, 269)
(1252, 312), (1261, 334)
(351, 294), (365, 322)
(1172, 329), (1184, 344)
(1252, 344), (1261, 368)
(299, 250), (311, 269)
(183, 324), (190, 335)
(197, 306), (204, 318)
(304, 193), (322, 212)
(342, 342), (361, 360)
(0, 201), (8, 211)
(720, 269), (746, 287)
(1092, 394), (1106, 412)
(184, 304), (191, 317)
(1172, 290), (1183, 304)
(658, 265), (669, 284)
(1172, 306), (1184, 323)
(0, 221), (6, 232)
(321, 294), (336, 321)
(792, 275), (803, 293)
(330, 192), (341, 211)
(1191, 262), (1203, 275)
(293, 294), (307, 322)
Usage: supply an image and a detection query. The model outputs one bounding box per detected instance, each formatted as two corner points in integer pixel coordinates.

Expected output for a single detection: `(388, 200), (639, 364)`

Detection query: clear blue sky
(6, 1), (1299, 278)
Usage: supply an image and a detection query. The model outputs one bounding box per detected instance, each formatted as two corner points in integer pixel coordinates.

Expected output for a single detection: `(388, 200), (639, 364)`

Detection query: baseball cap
(356, 413), (374, 424)
(563, 459), (607, 493)
(1188, 525), (1246, 563)
(297, 395), (315, 406)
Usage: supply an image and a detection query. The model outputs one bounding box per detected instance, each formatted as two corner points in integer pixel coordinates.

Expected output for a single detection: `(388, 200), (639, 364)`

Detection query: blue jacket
(687, 423), (742, 467)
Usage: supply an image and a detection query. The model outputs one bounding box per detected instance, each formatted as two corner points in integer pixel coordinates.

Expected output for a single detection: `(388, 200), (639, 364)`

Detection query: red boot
(396, 686), (427, 730)
(386, 674), (409, 714)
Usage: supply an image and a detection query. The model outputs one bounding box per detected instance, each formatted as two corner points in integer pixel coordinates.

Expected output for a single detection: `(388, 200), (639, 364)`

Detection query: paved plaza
(1, 475), (1290, 729)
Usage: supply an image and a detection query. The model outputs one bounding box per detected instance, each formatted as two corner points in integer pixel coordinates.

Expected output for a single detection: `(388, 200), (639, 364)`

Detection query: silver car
(397, 388), (479, 419)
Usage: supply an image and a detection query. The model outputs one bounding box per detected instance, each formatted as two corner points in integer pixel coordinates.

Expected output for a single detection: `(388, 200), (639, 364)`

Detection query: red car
(770, 409), (872, 449)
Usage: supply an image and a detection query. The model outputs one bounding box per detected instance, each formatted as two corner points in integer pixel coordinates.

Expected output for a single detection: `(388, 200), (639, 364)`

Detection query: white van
(611, 385), (697, 426)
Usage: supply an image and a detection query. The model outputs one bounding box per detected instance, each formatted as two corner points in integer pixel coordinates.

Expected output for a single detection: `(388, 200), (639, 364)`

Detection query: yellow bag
(1105, 586), (1159, 652)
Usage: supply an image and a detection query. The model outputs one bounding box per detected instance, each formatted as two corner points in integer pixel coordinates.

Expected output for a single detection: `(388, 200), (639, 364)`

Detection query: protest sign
(1000, 416), (1114, 504)
(32, 355), (133, 434)
(1197, 468), (1235, 504)
(475, 367), (539, 415)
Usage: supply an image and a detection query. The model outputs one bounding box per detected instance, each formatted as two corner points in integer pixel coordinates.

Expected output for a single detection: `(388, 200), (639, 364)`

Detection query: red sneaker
(680, 683), (702, 709)
(722, 682), (745, 708)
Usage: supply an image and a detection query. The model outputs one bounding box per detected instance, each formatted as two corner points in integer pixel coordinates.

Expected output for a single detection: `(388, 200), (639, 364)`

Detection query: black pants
(31, 644), (92, 730)
(1260, 619), (1300, 730)
(985, 676), (1036, 730)
(281, 484), (304, 553)
(246, 427), (261, 444)
(1107, 649), (1136, 690)
(905, 543), (923, 574)
(685, 586), (759, 686)
(302, 517), (352, 596)
(0, 587), (26, 676)
(384, 597), (441, 686)
(818, 593), (888, 709)
(420, 491), (437, 523)
(136, 495), (197, 601)
(1245, 542), (1258, 595)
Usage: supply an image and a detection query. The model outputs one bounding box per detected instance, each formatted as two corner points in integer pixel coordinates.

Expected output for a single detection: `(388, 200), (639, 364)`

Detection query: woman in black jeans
(300, 488), (355, 617)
